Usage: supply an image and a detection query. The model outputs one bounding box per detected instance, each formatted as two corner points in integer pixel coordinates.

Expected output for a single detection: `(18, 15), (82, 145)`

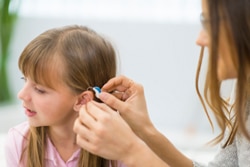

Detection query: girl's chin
(27, 120), (43, 127)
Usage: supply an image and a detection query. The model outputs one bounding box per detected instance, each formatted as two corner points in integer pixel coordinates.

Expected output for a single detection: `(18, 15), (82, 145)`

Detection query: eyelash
(34, 87), (46, 94)
(21, 76), (27, 82)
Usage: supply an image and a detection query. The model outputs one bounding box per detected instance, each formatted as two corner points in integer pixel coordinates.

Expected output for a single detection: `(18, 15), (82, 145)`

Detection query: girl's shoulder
(4, 121), (30, 166)
(8, 121), (30, 139)
(5, 121), (30, 151)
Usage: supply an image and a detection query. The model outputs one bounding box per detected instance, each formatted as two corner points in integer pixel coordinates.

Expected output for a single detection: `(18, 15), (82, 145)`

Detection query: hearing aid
(87, 86), (101, 99)
(92, 86), (101, 98)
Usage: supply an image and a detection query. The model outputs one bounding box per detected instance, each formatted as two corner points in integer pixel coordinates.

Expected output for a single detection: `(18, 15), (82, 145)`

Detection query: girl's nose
(196, 29), (209, 47)
(17, 85), (31, 101)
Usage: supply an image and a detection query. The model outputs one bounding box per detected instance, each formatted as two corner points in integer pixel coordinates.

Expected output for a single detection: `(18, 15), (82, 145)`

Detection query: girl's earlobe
(73, 91), (94, 111)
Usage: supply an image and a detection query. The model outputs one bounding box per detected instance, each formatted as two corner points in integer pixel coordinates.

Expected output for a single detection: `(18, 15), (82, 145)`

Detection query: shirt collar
(45, 136), (81, 165)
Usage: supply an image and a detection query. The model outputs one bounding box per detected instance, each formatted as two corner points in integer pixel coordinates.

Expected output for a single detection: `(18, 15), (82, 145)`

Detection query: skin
(73, 0), (238, 166)
(217, 25), (237, 81)
(18, 76), (81, 161)
(18, 77), (78, 127)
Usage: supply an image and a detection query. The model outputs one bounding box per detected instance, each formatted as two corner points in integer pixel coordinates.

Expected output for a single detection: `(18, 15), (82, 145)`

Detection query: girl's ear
(74, 91), (94, 111)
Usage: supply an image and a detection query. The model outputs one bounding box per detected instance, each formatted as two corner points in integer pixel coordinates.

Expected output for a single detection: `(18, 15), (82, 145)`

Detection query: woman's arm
(137, 125), (194, 167)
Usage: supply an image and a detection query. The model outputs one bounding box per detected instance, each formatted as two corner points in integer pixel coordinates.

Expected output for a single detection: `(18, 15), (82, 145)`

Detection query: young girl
(5, 25), (124, 167)
(73, 0), (250, 166)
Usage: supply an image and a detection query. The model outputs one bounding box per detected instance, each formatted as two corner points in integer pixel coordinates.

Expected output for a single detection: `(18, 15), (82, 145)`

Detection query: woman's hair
(196, 0), (250, 147)
(18, 25), (118, 167)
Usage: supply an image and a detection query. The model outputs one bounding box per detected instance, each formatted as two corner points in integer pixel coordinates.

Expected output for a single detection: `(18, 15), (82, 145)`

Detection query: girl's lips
(24, 108), (37, 117)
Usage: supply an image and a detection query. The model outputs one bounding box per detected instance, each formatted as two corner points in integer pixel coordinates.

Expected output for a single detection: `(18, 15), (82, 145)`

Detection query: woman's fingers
(102, 75), (135, 93)
(74, 119), (99, 155)
(74, 118), (89, 141)
(78, 104), (96, 128)
(101, 75), (139, 103)
(73, 101), (134, 160)
(99, 92), (128, 114)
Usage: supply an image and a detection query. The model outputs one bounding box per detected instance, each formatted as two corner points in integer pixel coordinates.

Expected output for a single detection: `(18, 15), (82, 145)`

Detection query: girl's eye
(34, 87), (46, 94)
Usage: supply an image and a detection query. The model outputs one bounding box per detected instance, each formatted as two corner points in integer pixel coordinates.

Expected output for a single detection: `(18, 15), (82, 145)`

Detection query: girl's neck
(48, 112), (79, 146)
(48, 125), (77, 146)
(48, 125), (80, 162)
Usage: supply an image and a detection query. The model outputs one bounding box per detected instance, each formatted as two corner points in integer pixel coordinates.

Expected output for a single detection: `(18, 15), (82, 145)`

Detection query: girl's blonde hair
(18, 25), (118, 167)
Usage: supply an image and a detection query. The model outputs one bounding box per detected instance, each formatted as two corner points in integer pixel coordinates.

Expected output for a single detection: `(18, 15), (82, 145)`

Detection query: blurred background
(0, 0), (236, 166)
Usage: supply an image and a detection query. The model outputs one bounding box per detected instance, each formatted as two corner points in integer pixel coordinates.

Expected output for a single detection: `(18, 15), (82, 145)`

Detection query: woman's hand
(73, 101), (145, 162)
(99, 75), (154, 137)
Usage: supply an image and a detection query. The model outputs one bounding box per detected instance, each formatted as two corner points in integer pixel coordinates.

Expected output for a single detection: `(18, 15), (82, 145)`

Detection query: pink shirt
(5, 122), (125, 167)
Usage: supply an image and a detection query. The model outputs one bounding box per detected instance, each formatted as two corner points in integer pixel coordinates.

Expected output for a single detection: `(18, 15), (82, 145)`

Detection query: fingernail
(99, 92), (108, 100)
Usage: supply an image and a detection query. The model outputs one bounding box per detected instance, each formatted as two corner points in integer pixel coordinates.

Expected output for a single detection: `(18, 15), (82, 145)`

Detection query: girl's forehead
(29, 70), (61, 88)
(24, 56), (65, 89)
